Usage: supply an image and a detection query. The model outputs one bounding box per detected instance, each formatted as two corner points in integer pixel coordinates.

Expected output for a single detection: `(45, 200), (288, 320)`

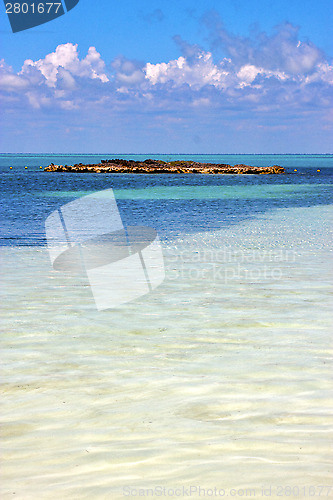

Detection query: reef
(44, 158), (284, 174)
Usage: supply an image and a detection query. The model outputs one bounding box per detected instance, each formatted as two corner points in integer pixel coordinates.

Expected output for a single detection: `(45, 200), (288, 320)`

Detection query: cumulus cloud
(20, 43), (109, 87)
(143, 22), (332, 94)
(254, 24), (323, 74)
(112, 56), (145, 86)
(203, 13), (325, 73)
(0, 23), (332, 118)
(0, 59), (29, 91)
(145, 51), (230, 89)
(0, 72), (29, 91)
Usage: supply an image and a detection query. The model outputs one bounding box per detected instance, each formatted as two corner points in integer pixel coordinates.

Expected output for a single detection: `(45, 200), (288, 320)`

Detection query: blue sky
(0, 0), (332, 153)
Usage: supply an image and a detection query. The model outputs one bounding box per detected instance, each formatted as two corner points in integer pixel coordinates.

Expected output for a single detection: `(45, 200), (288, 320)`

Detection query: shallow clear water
(1, 154), (332, 246)
(1, 155), (332, 499)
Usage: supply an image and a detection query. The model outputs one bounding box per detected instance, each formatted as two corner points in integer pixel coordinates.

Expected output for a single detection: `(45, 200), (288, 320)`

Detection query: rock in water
(44, 159), (285, 174)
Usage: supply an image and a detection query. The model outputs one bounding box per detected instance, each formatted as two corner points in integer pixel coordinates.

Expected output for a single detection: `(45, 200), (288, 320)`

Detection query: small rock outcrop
(45, 159), (285, 174)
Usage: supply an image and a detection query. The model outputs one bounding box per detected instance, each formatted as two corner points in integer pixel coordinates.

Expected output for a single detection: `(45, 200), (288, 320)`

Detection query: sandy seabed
(1, 205), (332, 499)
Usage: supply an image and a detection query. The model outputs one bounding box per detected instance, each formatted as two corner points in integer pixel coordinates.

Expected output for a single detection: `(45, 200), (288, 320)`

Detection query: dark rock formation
(45, 159), (285, 174)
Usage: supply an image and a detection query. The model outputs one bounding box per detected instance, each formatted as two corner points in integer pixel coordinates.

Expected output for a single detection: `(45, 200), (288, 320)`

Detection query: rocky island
(44, 158), (284, 175)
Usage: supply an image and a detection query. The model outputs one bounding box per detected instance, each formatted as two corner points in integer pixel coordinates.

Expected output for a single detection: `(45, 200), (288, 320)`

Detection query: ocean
(1, 154), (333, 499)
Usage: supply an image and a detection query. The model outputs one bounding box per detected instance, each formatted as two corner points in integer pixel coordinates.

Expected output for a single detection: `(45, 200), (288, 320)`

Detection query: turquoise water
(1, 154), (333, 499)
(1, 154), (332, 245)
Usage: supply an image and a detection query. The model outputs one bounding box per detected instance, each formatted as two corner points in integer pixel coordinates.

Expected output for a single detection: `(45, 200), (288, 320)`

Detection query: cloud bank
(1, 21), (332, 152)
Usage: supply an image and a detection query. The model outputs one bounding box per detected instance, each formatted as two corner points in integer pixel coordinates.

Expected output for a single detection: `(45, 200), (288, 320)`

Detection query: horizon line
(1, 152), (332, 156)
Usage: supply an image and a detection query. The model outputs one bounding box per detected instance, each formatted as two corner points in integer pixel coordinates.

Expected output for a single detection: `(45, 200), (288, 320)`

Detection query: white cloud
(59, 100), (79, 110)
(26, 91), (51, 109)
(236, 64), (288, 87)
(145, 52), (230, 89)
(275, 35), (322, 74)
(0, 73), (29, 90)
(0, 23), (332, 118)
(143, 26), (331, 93)
(20, 43), (109, 87)
(237, 64), (262, 84)
(304, 62), (333, 85)
(0, 59), (29, 91)
(112, 57), (145, 86)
